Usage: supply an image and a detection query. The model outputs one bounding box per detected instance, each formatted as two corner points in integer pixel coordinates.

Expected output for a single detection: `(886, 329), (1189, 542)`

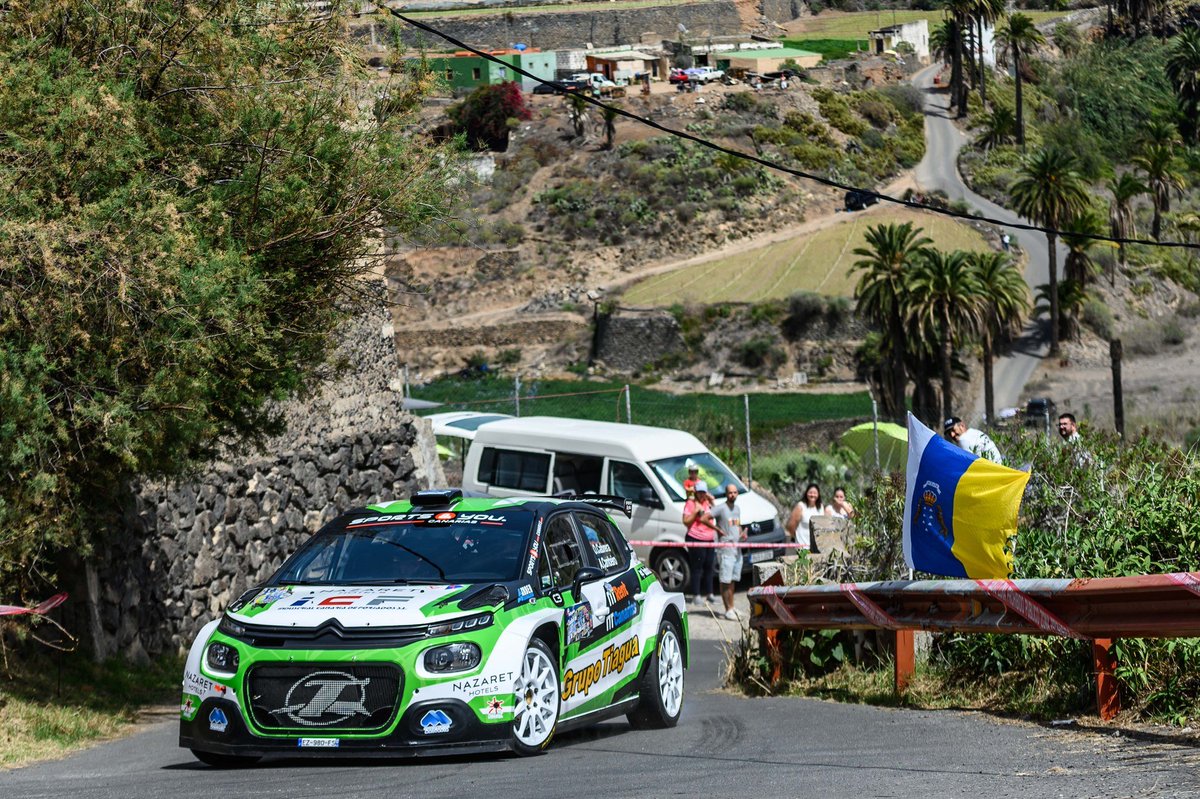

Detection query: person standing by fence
(710, 483), (746, 620)
(785, 483), (824, 551)
(683, 481), (718, 606)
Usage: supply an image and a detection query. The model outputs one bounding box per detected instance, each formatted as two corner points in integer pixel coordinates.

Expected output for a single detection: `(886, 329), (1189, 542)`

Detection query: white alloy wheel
(657, 627), (685, 717)
(511, 639), (559, 753)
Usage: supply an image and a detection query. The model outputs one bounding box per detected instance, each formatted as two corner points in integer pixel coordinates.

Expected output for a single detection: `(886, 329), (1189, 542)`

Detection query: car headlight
(423, 642), (482, 673)
(205, 641), (240, 674)
(217, 615), (247, 637)
(426, 612), (493, 637)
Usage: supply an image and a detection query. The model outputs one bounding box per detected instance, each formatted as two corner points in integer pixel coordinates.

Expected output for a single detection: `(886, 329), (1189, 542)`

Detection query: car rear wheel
(652, 549), (690, 594)
(191, 749), (261, 768)
(510, 638), (560, 756)
(627, 618), (685, 729)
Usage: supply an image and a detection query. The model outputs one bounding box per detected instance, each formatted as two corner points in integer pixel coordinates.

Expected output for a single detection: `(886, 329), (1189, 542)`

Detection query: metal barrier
(747, 573), (1200, 720)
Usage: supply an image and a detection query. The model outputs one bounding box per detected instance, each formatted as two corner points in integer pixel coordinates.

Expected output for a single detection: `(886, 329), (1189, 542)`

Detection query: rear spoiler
(562, 494), (633, 519)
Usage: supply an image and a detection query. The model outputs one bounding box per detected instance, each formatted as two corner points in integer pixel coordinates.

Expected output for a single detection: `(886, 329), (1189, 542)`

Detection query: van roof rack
(561, 494), (633, 519)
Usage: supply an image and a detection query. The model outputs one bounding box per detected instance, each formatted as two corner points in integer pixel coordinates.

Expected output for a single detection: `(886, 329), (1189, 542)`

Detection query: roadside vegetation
(728, 427), (1200, 725)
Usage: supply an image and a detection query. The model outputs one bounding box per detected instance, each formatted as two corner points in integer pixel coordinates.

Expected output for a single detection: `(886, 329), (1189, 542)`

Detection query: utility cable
(379, 6), (1200, 251)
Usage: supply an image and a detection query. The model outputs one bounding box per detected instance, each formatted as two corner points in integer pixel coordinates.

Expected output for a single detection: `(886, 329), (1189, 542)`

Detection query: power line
(379, 7), (1200, 252)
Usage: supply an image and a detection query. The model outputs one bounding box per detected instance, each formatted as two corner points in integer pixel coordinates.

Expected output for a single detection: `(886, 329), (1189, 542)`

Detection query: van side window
(552, 453), (603, 495)
(478, 447), (551, 492)
(575, 513), (626, 574)
(607, 460), (654, 503)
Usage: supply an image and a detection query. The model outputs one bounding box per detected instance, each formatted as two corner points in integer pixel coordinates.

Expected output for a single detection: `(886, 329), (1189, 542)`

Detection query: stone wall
(81, 291), (444, 659)
(593, 307), (684, 373)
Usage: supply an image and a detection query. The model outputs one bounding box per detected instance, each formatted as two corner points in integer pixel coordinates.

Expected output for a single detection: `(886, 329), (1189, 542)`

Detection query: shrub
(723, 91), (777, 117)
(855, 97), (894, 129)
(1081, 297), (1116, 341)
(447, 81), (532, 151)
(736, 335), (786, 369)
(878, 84), (925, 119)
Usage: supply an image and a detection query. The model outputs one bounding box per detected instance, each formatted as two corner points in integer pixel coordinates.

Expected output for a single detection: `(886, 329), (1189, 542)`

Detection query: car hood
(227, 584), (482, 629)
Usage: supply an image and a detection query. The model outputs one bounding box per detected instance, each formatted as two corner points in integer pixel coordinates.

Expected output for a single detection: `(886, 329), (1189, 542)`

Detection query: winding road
(911, 65), (1061, 423)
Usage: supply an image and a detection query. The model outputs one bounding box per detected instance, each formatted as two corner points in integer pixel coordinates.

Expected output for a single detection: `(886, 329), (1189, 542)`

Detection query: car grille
(246, 663), (402, 733)
(746, 519), (776, 536)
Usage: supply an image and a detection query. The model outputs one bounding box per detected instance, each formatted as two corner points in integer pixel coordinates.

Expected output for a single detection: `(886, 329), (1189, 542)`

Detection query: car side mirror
(638, 487), (664, 510)
(571, 566), (604, 598)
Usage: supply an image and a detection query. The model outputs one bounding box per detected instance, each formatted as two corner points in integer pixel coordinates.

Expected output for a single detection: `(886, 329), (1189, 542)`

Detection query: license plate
(750, 549), (773, 563)
(298, 738), (340, 748)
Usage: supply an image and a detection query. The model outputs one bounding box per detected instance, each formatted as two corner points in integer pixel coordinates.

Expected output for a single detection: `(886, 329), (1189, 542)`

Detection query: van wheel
(652, 550), (690, 594)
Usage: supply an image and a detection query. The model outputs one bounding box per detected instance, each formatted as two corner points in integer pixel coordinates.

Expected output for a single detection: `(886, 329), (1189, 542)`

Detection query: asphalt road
(911, 65), (1061, 423)
(5, 628), (1200, 799)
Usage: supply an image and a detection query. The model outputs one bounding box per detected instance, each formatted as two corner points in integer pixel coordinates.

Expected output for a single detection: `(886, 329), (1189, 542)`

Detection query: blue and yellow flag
(903, 413), (1030, 579)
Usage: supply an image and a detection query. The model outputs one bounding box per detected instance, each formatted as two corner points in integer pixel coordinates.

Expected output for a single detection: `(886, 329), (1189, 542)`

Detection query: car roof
(469, 415), (706, 460)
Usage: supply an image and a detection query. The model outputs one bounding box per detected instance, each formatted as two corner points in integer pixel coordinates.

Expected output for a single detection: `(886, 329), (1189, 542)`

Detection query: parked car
(690, 67), (725, 84)
(180, 489), (688, 765)
(668, 68), (690, 85)
(532, 79), (585, 95)
(844, 190), (880, 212)
(1023, 397), (1058, 429)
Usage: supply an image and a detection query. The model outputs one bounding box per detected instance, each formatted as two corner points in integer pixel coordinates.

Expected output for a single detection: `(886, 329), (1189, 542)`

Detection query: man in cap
(944, 416), (1003, 463)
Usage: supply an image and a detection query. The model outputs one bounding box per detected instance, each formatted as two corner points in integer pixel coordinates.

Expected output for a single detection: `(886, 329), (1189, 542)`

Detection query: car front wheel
(627, 618), (685, 729)
(510, 638), (560, 756)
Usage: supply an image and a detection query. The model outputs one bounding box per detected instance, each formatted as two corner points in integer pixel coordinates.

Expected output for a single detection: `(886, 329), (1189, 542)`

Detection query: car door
(558, 511), (645, 718)
(603, 459), (662, 540)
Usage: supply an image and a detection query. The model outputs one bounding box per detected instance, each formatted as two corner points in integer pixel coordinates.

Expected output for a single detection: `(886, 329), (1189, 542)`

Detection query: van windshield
(648, 453), (747, 502)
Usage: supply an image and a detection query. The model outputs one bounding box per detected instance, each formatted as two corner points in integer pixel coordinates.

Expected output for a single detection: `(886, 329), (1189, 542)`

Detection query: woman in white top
(785, 483), (823, 551)
(824, 486), (856, 520)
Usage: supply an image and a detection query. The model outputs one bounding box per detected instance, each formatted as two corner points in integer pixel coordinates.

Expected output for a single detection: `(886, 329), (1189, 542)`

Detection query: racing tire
(626, 618), (685, 729)
(510, 637), (560, 756)
(191, 749), (261, 768)
(652, 549), (690, 594)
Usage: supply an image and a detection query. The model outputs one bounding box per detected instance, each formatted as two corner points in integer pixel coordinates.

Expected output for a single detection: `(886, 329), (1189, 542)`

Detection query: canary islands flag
(903, 412), (1030, 579)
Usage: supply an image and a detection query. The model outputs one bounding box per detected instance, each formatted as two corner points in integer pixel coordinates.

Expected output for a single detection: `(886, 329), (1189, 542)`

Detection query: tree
(1009, 146), (1091, 357)
(1034, 280), (1088, 342)
(906, 249), (986, 421)
(973, 0), (1007, 109)
(851, 223), (933, 420)
(1107, 172), (1147, 279)
(969, 251), (1029, 425)
(0, 0), (458, 598)
(948, 0), (976, 118)
(994, 13), (1045, 149)
(1061, 207), (1107, 286)
(975, 105), (1017, 150)
(1133, 141), (1188, 240)
(568, 93), (589, 139)
(1166, 27), (1200, 143)
(448, 81), (532, 151)
(602, 103), (620, 151)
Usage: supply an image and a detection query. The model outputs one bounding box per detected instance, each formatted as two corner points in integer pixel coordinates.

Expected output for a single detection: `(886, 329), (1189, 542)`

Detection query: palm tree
(601, 103), (619, 150)
(907, 249), (986, 420)
(567, 94), (588, 139)
(1133, 142), (1188, 240)
(993, 13), (1045, 149)
(1034, 280), (1087, 342)
(1107, 172), (1146, 280)
(1167, 27), (1200, 143)
(851, 222), (933, 420)
(969, 251), (1029, 425)
(1009, 146), (1091, 357)
(975, 105), (1017, 150)
(1061, 207), (1106, 286)
(973, 0), (1006, 109)
(948, 0), (976, 118)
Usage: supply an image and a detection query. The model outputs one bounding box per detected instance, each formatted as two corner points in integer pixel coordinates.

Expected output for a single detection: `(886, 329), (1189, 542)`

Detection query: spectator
(944, 416), (1003, 463)
(683, 481), (718, 605)
(1001, 233), (1011, 251)
(1058, 412), (1095, 466)
(710, 483), (745, 620)
(785, 483), (824, 551)
(683, 463), (700, 495)
(824, 486), (855, 520)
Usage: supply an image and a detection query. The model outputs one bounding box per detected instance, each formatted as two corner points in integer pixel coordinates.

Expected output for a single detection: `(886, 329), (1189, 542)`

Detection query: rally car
(180, 489), (688, 765)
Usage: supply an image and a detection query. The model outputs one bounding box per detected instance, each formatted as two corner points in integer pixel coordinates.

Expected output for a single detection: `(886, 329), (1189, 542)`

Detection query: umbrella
(840, 421), (908, 473)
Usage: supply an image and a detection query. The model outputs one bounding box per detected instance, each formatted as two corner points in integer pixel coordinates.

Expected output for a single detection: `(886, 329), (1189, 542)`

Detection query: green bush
(736, 335), (786, 369)
(812, 87), (868, 137)
(1081, 297), (1116, 340)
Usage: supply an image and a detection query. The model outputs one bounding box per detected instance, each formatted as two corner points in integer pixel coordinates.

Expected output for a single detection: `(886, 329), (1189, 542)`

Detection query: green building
(419, 49), (557, 94)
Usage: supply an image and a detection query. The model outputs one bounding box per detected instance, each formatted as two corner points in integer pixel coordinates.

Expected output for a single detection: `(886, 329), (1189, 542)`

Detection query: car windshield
(648, 453), (747, 502)
(272, 509), (534, 585)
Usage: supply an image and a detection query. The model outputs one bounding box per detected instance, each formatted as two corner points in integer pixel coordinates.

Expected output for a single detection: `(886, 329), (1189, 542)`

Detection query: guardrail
(747, 573), (1200, 720)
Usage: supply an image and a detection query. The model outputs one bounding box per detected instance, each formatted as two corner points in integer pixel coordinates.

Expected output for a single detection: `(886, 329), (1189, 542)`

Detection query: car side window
(544, 514), (583, 588)
(575, 513), (627, 574)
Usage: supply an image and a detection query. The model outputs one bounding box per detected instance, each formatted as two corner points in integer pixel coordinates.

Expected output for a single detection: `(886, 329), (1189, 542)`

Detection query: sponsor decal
(560, 636), (641, 702)
(180, 694), (199, 721)
(349, 513), (510, 526)
(213, 683), (228, 695)
(550, 590), (564, 606)
(297, 738), (341, 748)
(434, 512), (456, 521)
(526, 517), (544, 576)
(597, 553), (619, 570)
(635, 564), (653, 580)
(517, 584), (534, 603)
(184, 670), (213, 695)
(565, 601), (594, 644)
(272, 671), (371, 727)
(604, 581), (629, 605)
(209, 708), (229, 733)
(486, 697), (506, 717)
(420, 709), (453, 735)
(282, 593), (415, 610)
(604, 602), (638, 632)
(451, 671), (515, 699)
(254, 587), (291, 606)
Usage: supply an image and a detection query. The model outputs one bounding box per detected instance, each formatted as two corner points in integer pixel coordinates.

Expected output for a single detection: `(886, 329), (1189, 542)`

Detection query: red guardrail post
(894, 630), (914, 694)
(1093, 638), (1120, 721)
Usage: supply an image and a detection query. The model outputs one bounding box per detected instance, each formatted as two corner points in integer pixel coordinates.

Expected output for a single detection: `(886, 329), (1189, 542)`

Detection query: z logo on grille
(272, 671), (371, 727)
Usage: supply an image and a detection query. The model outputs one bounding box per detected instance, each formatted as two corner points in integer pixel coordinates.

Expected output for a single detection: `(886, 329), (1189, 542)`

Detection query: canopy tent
(840, 421), (908, 473)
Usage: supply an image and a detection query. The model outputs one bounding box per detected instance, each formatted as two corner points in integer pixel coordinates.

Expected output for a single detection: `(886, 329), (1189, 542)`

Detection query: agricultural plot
(622, 207), (992, 306)
(789, 9), (1066, 39)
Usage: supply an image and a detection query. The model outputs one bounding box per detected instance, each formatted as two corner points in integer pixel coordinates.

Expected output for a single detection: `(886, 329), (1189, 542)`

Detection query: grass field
(789, 9), (1067, 39)
(621, 207), (992, 307)
(781, 38), (868, 61)
(406, 0), (696, 18)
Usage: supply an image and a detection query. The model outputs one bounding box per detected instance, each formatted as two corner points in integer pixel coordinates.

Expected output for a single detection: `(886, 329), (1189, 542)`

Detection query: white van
(462, 416), (785, 591)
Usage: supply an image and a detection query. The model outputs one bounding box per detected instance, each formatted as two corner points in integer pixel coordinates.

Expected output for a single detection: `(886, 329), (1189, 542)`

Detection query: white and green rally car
(180, 489), (688, 765)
